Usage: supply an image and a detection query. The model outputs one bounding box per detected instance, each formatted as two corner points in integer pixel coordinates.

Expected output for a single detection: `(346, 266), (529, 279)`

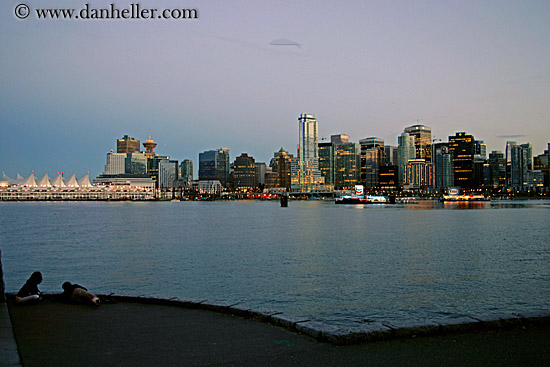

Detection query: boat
(440, 188), (490, 202)
(335, 196), (371, 204)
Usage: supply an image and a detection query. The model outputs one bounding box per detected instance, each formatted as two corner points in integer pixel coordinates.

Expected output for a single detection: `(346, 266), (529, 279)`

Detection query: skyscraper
(117, 135), (141, 154)
(291, 114), (325, 192)
(233, 153), (256, 190)
(199, 148), (230, 188)
(180, 159), (193, 182)
(433, 142), (454, 190)
(510, 143), (532, 190)
(448, 132), (475, 189)
(404, 125), (432, 163)
(397, 133), (416, 186)
(335, 142), (360, 190)
(318, 141), (336, 186)
(158, 160), (179, 189)
(359, 137), (384, 189)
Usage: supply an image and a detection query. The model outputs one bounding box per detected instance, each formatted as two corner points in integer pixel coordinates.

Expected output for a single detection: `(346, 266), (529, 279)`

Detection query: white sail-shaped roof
(1, 172), (16, 184)
(20, 173), (38, 187)
(16, 173), (24, 184)
(77, 172), (92, 187)
(37, 172), (52, 187)
(51, 173), (66, 187)
(64, 173), (79, 187)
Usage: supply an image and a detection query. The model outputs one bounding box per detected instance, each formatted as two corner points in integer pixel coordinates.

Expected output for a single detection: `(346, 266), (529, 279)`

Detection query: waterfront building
(117, 135), (140, 154)
(474, 140), (487, 160)
(379, 165), (398, 191)
(180, 159), (193, 182)
(525, 170), (544, 191)
(199, 148), (230, 188)
(330, 134), (349, 145)
(510, 143), (533, 190)
(533, 148), (549, 188)
(448, 132), (475, 189)
(335, 142), (360, 190)
(197, 180), (223, 195)
(318, 142), (336, 186)
(384, 145), (398, 166)
(104, 152), (126, 175)
(404, 124), (432, 163)
(291, 113), (325, 192)
(255, 162), (266, 186)
(486, 151), (506, 189)
(125, 152), (148, 175)
(270, 148), (293, 189)
(359, 137), (384, 189)
(403, 159), (433, 190)
(264, 168), (278, 188)
(158, 160), (179, 189)
(397, 133), (416, 186)
(505, 141), (516, 187)
(233, 153), (256, 191)
(148, 155), (169, 188)
(433, 142), (454, 190)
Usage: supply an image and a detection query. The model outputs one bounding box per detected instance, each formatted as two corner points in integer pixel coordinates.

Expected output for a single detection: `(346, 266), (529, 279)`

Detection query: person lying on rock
(61, 281), (100, 306)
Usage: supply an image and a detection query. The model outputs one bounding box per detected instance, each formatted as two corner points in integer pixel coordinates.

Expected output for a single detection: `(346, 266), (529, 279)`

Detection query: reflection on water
(1, 200), (549, 329)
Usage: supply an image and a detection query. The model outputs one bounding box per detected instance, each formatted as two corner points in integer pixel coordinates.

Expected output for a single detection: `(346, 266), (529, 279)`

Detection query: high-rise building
(318, 142), (336, 186)
(158, 160), (179, 189)
(117, 135), (141, 154)
(486, 151), (506, 189)
(384, 145), (398, 166)
(104, 152), (126, 175)
(216, 148), (230, 188)
(403, 159), (433, 190)
(199, 148), (230, 188)
(291, 113), (325, 192)
(379, 165), (398, 191)
(331, 134), (349, 145)
(199, 150), (217, 181)
(255, 162), (266, 186)
(335, 142), (360, 190)
(404, 125), (432, 163)
(505, 141), (516, 187)
(125, 152), (148, 175)
(270, 148), (293, 189)
(233, 153), (256, 190)
(359, 137), (384, 189)
(180, 159), (193, 182)
(448, 132), (475, 189)
(533, 148), (549, 188)
(397, 133), (416, 186)
(433, 142), (454, 190)
(510, 143), (532, 190)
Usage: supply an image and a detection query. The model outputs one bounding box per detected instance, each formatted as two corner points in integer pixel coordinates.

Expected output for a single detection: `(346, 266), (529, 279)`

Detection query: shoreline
(8, 292), (549, 345)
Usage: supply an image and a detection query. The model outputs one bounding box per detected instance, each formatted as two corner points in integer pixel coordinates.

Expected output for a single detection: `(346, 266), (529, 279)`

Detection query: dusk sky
(1, 0), (549, 179)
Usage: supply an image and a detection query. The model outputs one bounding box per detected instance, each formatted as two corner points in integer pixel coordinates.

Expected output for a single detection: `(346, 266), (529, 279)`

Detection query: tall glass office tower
(291, 113), (325, 192)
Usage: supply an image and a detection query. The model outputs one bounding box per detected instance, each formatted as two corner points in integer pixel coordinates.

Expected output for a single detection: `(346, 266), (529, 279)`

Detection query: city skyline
(1, 1), (549, 178)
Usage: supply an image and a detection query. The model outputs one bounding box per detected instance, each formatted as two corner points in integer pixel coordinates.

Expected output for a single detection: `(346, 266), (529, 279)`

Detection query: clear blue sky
(1, 0), (549, 178)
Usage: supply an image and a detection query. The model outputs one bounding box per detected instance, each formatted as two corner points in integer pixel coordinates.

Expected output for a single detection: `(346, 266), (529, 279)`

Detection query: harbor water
(1, 200), (549, 330)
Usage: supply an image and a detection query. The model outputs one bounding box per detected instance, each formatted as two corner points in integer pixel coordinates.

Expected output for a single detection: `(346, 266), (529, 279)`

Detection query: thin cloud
(269, 38), (302, 48)
(497, 134), (527, 138)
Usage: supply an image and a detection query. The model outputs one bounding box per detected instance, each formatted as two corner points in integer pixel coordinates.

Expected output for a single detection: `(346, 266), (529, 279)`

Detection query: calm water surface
(1, 200), (549, 329)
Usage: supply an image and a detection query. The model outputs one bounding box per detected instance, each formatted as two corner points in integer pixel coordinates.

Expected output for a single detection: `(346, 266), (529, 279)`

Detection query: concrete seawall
(62, 293), (550, 346)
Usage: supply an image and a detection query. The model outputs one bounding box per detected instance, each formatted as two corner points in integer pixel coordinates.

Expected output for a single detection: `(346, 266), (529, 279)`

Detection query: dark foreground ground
(7, 299), (550, 367)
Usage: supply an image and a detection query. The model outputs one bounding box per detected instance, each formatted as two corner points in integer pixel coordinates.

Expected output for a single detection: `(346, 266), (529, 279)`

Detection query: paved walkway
(5, 299), (550, 367)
